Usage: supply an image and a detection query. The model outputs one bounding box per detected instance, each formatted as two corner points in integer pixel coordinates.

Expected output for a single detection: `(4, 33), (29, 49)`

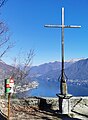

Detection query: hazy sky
(1, 0), (88, 65)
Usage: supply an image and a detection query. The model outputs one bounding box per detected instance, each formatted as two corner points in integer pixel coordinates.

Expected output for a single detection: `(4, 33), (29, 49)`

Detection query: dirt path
(2, 104), (81, 120)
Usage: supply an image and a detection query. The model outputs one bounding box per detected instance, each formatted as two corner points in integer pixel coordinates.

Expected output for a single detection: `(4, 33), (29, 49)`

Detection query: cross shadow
(0, 111), (7, 120)
(72, 110), (88, 118)
(38, 97), (81, 120)
(71, 98), (88, 118)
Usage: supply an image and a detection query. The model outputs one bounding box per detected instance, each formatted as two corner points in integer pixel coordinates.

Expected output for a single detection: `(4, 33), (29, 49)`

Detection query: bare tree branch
(11, 50), (35, 84)
(0, 0), (7, 8)
(0, 35), (9, 47)
(24, 50), (34, 71)
(0, 0), (13, 59)
(0, 22), (8, 35)
(0, 43), (13, 58)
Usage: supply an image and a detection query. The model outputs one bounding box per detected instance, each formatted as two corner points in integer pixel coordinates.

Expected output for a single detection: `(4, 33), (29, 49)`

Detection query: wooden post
(8, 93), (10, 120)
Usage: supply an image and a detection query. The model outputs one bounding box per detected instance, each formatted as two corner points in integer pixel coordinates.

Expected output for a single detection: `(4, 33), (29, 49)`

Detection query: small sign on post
(5, 77), (14, 120)
(5, 78), (10, 94)
(5, 77), (14, 94)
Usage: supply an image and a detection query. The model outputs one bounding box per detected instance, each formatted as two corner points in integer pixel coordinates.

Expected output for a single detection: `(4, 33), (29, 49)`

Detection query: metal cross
(44, 7), (81, 96)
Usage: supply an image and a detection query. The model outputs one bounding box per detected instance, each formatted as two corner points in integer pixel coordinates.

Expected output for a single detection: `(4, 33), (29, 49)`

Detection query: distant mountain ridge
(28, 58), (88, 97)
(30, 58), (88, 81)
(0, 58), (88, 81)
(66, 58), (88, 80)
(0, 60), (14, 80)
(0, 58), (88, 96)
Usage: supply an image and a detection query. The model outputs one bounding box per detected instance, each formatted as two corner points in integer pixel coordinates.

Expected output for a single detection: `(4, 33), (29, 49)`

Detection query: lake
(22, 80), (88, 97)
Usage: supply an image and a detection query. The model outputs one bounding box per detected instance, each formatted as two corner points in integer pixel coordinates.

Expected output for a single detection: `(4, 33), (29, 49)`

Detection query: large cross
(44, 7), (81, 96)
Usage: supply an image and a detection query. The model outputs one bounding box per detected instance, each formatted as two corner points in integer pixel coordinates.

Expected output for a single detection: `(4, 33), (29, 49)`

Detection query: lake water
(22, 80), (88, 97)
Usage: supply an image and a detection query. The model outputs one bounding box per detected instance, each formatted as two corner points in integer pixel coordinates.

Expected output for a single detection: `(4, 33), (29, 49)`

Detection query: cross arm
(44, 24), (81, 28)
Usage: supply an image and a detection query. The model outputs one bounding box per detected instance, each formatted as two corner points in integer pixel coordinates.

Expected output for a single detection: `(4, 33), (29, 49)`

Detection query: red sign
(6, 84), (10, 88)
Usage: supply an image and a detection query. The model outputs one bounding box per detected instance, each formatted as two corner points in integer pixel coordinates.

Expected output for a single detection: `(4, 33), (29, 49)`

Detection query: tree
(0, 0), (37, 94)
(0, 0), (12, 59)
(12, 49), (34, 83)
(0, 0), (15, 95)
(10, 49), (36, 93)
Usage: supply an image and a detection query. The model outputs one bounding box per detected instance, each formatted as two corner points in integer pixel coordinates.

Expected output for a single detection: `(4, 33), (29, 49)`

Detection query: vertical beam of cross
(44, 7), (81, 96)
(61, 7), (66, 95)
(61, 7), (65, 83)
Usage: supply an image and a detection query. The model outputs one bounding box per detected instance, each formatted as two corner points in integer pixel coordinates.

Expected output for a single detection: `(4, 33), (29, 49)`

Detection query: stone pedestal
(56, 94), (72, 114)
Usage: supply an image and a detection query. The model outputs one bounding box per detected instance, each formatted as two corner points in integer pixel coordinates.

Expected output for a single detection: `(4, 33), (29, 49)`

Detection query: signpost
(5, 78), (10, 94)
(8, 93), (11, 120)
(5, 77), (14, 120)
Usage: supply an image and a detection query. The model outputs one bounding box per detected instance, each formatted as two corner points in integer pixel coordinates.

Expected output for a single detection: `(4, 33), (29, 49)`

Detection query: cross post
(44, 7), (81, 96)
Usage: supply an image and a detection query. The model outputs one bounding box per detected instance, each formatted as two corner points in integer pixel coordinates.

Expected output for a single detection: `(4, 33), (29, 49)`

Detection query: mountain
(29, 58), (88, 86)
(29, 59), (77, 78)
(0, 58), (87, 81)
(0, 60), (14, 80)
(29, 61), (61, 77)
(65, 58), (88, 80)
(0, 58), (88, 96)
(28, 58), (88, 97)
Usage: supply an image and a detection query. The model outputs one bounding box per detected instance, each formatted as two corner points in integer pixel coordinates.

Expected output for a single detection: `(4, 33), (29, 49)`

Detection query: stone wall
(11, 97), (59, 110)
(0, 96), (88, 119)
(0, 96), (88, 110)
